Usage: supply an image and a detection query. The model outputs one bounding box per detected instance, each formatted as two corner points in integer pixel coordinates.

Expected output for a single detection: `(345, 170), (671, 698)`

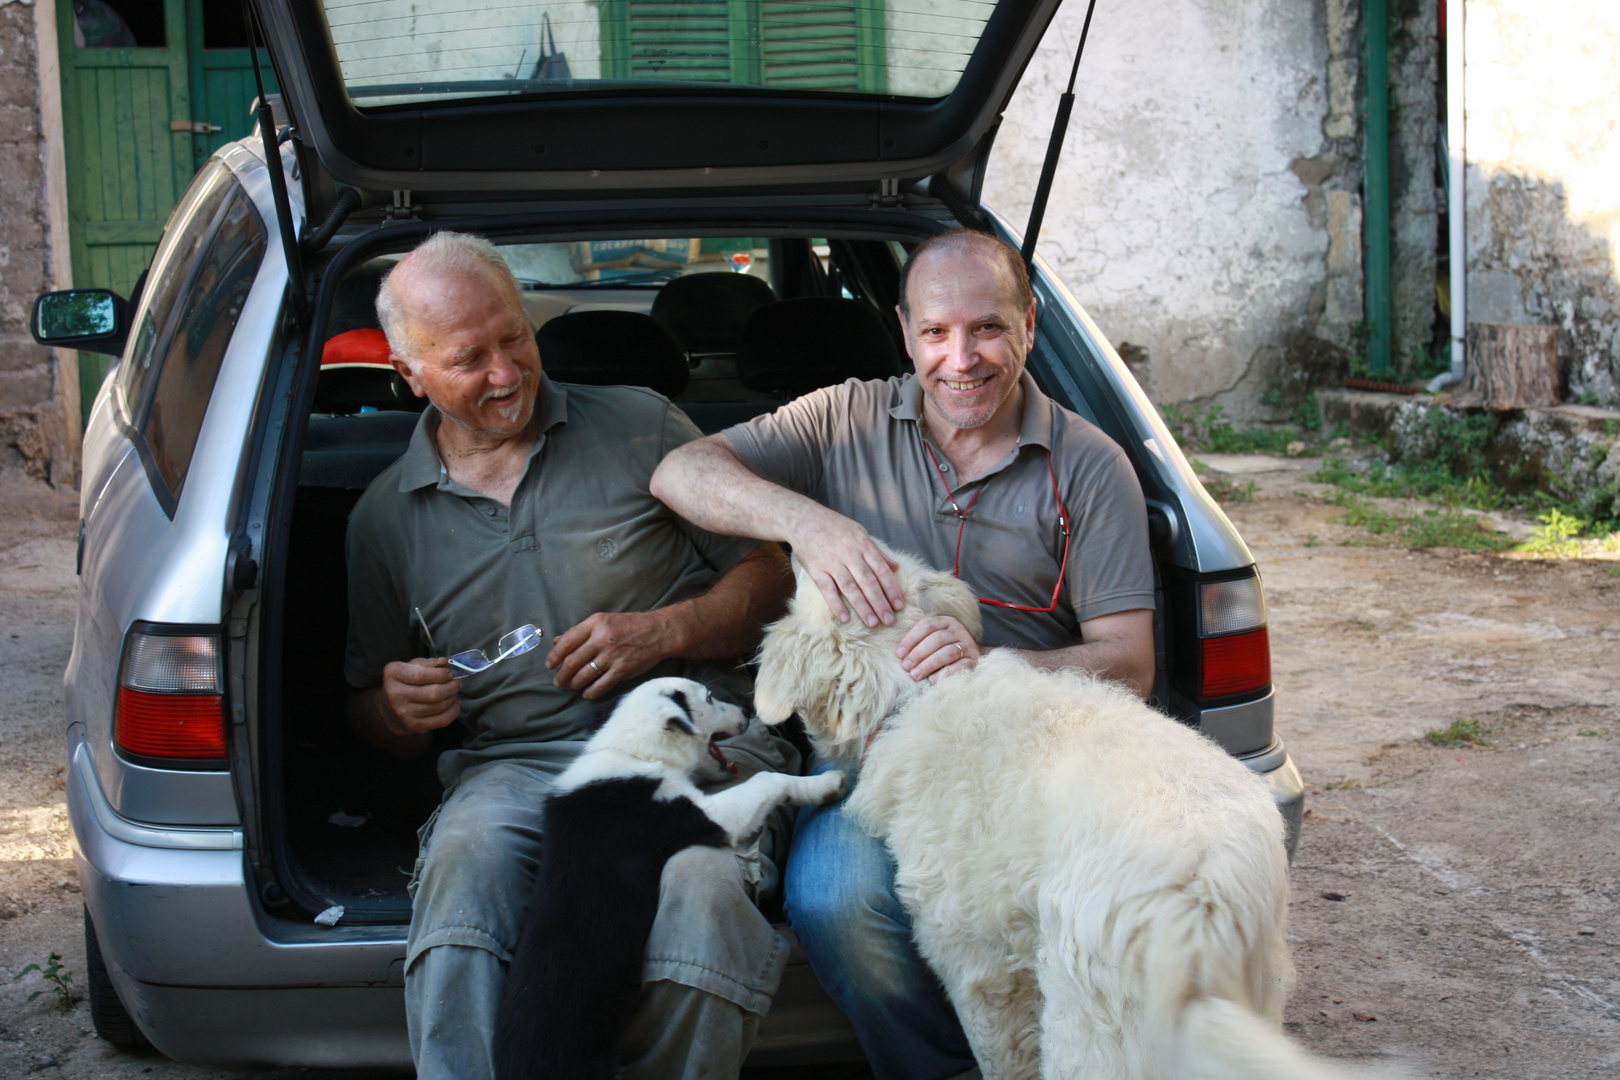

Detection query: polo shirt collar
(889, 369), (1056, 451)
(396, 374), (569, 493)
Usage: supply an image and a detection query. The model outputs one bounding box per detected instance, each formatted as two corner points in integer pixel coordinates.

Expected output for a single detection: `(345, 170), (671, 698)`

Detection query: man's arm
(893, 608), (1155, 700)
(651, 435), (907, 628)
(545, 542), (793, 700)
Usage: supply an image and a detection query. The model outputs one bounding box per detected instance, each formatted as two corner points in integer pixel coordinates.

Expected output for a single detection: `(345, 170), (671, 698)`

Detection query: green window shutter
(602, 0), (886, 93)
(761, 0), (884, 94)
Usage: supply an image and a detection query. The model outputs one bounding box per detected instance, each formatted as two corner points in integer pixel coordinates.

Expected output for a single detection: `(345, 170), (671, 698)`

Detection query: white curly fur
(755, 549), (1401, 1080)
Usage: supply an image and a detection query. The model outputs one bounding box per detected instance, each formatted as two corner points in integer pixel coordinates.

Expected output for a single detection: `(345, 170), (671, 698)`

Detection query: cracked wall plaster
(983, 0), (1338, 421)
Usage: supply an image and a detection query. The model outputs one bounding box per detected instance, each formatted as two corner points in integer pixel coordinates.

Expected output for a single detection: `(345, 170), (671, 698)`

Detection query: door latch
(870, 178), (901, 208)
(170, 119), (223, 134)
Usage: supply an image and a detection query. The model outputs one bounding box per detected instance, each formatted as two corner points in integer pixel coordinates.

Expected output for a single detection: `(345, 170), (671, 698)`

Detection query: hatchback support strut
(1020, 0), (1099, 270)
(242, 0), (309, 324)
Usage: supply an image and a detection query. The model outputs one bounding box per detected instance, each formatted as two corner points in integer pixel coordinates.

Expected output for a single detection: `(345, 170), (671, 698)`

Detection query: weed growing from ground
(1425, 718), (1490, 748)
(1519, 510), (1585, 557)
(13, 952), (73, 1009)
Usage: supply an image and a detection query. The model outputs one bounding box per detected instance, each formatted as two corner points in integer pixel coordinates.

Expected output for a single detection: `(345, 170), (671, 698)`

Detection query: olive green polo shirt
(725, 373), (1154, 650)
(344, 376), (758, 776)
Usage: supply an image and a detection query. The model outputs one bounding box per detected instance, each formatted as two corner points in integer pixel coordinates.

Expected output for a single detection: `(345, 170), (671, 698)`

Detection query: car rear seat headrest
(536, 310), (690, 400)
(650, 272), (777, 356)
(315, 328), (424, 414)
(737, 298), (902, 398)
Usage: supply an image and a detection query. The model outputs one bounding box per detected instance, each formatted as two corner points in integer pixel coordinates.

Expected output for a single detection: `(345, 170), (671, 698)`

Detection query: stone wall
(1464, 0), (1620, 406)
(0, 0), (70, 485)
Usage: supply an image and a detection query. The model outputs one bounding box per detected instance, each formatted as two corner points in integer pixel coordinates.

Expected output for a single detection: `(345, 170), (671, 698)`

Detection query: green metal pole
(1364, 0), (1393, 374)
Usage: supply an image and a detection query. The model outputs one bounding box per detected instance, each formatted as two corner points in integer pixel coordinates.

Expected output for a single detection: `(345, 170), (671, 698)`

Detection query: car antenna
(1020, 0), (1099, 271)
(241, 0), (309, 324)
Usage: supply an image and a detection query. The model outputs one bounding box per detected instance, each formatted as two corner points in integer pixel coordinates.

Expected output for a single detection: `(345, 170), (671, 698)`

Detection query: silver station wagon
(34, 0), (1303, 1067)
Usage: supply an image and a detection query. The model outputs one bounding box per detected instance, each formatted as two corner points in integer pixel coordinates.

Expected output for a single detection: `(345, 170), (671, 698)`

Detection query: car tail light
(114, 626), (227, 763)
(1197, 575), (1271, 700)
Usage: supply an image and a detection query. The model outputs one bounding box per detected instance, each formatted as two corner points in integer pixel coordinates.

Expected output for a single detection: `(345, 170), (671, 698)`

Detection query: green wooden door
(57, 0), (275, 423)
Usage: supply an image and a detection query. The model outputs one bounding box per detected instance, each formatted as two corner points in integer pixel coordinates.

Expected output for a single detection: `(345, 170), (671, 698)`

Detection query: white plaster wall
(1463, 0), (1620, 403)
(982, 0), (1330, 411)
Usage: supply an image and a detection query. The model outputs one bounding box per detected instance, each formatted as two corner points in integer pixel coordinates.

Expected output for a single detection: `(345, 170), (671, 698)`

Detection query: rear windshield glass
(321, 0), (993, 105)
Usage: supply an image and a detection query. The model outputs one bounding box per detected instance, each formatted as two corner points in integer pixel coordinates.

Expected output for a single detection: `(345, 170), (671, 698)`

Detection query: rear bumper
(1240, 740), (1305, 861)
(68, 734), (858, 1067)
(68, 736), (412, 1066)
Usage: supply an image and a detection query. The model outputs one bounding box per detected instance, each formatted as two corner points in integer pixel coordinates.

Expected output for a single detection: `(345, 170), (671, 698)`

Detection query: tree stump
(1462, 322), (1561, 409)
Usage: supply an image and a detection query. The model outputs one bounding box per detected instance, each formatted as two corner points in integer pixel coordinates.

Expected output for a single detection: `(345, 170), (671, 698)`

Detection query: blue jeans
(784, 764), (978, 1080)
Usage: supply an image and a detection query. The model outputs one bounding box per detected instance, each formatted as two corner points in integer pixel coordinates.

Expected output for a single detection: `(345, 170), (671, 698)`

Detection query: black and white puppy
(492, 677), (845, 1080)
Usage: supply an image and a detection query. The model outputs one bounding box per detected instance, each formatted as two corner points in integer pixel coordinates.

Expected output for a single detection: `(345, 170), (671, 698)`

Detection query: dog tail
(1173, 996), (1407, 1080)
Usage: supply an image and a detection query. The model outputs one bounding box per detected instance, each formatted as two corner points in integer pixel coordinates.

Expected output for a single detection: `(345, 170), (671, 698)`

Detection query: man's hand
(897, 614), (980, 684)
(546, 610), (676, 700)
(347, 658), (461, 759)
(380, 657), (463, 734)
(790, 506), (907, 628)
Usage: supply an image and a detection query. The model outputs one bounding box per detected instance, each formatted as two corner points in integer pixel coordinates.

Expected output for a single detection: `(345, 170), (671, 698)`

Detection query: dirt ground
(1, 456), (1616, 1078)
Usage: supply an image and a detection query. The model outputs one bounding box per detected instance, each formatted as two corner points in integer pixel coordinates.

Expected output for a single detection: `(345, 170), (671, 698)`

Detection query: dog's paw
(812, 771), (847, 805)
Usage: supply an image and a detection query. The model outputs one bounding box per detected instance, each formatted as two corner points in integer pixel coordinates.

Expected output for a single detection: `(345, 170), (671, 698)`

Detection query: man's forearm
(651, 436), (813, 545)
(658, 543), (792, 659)
(998, 609), (1156, 701)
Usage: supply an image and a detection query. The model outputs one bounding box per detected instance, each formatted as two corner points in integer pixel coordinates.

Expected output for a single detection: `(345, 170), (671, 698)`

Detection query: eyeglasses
(921, 444), (1071, 614)
(414, 608), (544, 677)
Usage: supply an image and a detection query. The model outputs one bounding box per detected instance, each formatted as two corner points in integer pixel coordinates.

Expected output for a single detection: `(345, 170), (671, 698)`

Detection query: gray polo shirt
(725, 373), (1154, 650)
(345, 376), (758, 773)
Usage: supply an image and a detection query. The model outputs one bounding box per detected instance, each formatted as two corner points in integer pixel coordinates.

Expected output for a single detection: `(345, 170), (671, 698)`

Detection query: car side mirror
(31, 289), (130, 356)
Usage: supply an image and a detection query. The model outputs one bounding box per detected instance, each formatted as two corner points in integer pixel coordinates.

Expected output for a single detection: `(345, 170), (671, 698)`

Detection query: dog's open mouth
(707, 738), (738, 775)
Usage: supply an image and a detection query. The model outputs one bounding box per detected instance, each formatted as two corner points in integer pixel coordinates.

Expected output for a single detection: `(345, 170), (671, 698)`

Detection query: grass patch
(1324, 491), (1516, 551)
(1165, 404), (1303, 456)
(1577, 729), (1605, 738)
(1603, 566), (1620, 578)
(1199, 474), (1258, 504)
(1424, 717), (1490, 748)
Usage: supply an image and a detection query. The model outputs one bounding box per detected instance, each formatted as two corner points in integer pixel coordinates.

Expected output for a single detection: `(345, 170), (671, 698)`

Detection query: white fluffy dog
(754, 550), (1392, 1080)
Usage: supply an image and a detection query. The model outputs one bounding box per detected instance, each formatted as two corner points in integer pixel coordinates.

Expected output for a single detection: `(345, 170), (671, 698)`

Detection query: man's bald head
(376, 231), (523, 371)
(896, 229), (1033, 321)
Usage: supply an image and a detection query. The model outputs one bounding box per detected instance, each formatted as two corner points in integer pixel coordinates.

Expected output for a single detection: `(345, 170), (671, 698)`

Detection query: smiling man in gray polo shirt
(650, 228), (1155, 1080)
(343, 231), (798, 1080)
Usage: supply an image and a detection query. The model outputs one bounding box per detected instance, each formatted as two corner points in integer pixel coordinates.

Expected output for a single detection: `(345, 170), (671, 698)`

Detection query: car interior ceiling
(274, 235), (916, 921)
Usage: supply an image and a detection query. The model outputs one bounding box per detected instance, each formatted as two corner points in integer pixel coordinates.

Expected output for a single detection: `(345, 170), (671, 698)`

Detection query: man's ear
(894, 304), (916, 362)
(390, 353), (428, 398)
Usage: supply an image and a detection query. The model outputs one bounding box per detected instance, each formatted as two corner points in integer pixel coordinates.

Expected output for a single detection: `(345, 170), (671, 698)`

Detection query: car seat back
(737, 298), (902, 398)
(536, 309), (690, 400)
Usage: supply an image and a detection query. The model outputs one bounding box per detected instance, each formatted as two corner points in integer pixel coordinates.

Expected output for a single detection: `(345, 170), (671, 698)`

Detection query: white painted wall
(982, 0), (1331, 412)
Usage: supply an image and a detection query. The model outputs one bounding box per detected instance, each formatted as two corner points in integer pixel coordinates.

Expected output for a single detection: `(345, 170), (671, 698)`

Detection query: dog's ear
(912, 566), (984, 639)
(752, 629), (798, 724)
(662, 689), (699, 736)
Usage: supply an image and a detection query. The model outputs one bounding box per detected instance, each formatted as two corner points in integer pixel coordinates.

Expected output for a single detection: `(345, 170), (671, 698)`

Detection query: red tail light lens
(1199, 627), (1272, 698)
(1196, 575), (1272, 700)
(115, 629), (226, 763)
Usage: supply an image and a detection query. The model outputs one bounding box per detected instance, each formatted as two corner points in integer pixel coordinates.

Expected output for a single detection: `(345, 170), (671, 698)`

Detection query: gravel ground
(1, 457), (1615, 1078)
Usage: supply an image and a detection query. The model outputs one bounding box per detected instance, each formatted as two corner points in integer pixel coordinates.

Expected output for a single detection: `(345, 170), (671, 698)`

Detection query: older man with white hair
(344, 231), (798, 1079)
